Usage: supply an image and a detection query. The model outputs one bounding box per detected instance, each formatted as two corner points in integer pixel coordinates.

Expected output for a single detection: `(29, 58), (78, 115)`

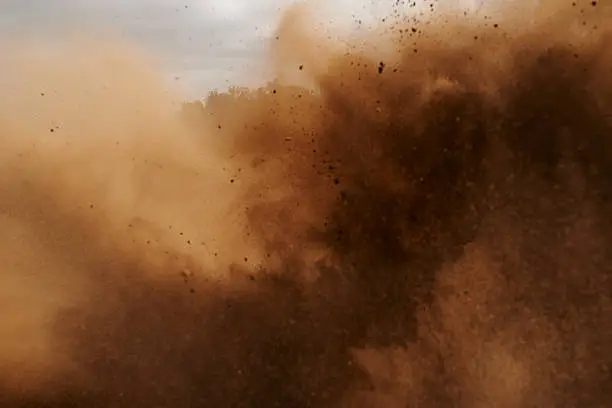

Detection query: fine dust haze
(0, 1), (611, 407)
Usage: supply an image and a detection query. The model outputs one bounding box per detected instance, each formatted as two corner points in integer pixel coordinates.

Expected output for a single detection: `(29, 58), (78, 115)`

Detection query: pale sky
(0, 0), (299, 98)
(0, 0), (500, 99)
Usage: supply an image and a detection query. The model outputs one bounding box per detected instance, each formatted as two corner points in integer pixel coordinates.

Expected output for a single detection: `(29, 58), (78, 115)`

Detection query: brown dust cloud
(1, 0), (612, 407)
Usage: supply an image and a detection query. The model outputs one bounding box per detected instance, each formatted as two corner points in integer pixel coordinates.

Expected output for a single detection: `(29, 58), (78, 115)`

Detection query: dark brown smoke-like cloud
(1, 1), (612, 407)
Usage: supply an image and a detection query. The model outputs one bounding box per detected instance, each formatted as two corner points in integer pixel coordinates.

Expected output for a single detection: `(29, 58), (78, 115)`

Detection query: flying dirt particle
(180, 269), (193, 283)
(378, 61), (385, 74)
(299, 65), (303, 70)
(592, 1), (597, 5)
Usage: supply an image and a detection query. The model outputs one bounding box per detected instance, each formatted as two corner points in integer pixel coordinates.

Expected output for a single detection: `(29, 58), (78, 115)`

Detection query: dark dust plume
(1, 1), (611, 407)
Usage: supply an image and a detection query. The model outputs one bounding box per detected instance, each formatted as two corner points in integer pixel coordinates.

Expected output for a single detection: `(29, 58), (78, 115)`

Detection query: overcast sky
(0, 0), (306, 98)
(0, 0), (497, 99)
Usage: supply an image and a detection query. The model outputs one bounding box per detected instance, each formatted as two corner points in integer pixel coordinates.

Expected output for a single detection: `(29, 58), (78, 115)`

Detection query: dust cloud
(1, 1), (611, 407)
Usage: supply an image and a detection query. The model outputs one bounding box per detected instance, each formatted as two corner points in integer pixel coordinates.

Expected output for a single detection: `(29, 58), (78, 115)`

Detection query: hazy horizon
(0, 0), (500, 99)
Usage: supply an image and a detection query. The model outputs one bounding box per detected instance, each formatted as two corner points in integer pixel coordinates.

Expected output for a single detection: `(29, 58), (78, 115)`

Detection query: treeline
(180, 81), (319, 136)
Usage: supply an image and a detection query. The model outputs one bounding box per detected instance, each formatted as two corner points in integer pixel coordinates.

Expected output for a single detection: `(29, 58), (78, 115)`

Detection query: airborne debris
(1, 2), (611, 408)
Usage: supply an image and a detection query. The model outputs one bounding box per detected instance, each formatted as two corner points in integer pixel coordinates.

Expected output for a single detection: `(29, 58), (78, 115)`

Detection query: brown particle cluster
(1, 2), (612, 408)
